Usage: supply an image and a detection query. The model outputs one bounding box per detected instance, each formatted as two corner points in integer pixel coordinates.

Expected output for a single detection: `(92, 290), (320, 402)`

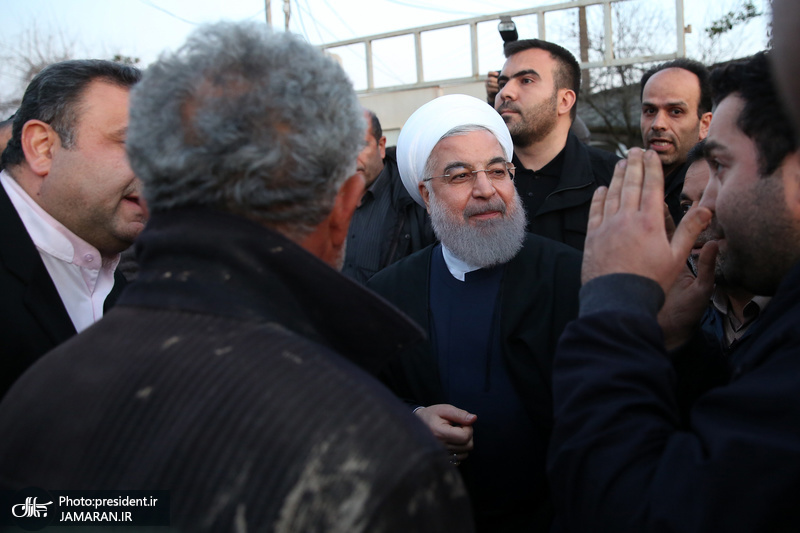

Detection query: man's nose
(651, 110), (668, 131)
(471, 171), (497, 198)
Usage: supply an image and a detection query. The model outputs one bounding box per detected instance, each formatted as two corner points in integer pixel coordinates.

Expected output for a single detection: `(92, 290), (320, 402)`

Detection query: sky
(0, 0), (771, 105)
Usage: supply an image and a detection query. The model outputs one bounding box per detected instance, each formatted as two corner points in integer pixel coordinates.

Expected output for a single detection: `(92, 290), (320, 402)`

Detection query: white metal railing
(320, 0), (685, 94)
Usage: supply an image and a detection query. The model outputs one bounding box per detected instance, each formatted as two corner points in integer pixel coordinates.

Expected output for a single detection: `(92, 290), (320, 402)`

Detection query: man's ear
(781, 150), (800, 217)
(300, 173), (365, 268)
(328, 173), (365, 249)
(698, 111), (713, 140)
(20, 120), (59, 177)
(378, 135), (387, 160)
(557, 88), (576, 118)
(419, 181), (432, 214)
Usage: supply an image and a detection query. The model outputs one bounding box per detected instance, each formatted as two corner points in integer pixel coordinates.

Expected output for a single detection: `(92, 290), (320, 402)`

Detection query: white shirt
(1, 170), (119, 333)
(441, 244), (481, 282)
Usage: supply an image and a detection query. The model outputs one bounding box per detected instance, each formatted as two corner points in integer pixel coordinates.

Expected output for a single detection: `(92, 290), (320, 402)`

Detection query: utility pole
(578, 5), (591, 94)
(265, 0), (271, 27)
(284, 0), (291, 32)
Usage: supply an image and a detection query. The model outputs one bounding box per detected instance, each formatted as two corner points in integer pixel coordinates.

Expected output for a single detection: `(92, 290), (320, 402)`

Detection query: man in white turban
(368, 94), (583, 533)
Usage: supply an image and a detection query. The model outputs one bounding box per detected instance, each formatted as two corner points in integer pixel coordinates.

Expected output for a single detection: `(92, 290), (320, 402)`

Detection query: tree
(563, 0), (768, 152)
(0, 25), (140, 118)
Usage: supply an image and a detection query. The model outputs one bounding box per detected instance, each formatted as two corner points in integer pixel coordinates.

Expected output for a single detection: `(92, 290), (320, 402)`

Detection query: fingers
(431, 404), (477, 426)
(640, 149), (666, 213)
(620, 148), (646, 210)
(695, 239), (719, 292)
(604, 157), (627, 217)
(415, 404), (476, 448)
(587, 185), (607, 232)
(663, 202), (676, 241)
(671, 206), (713, 267)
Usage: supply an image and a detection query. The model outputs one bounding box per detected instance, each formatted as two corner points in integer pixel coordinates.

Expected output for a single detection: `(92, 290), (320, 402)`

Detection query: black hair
(365, 109), (382, 141)
(503, 39), (581, 119)
(640, 58), (712, 117)
(710, 52), (797, 176)
(1, 59), (141, 169)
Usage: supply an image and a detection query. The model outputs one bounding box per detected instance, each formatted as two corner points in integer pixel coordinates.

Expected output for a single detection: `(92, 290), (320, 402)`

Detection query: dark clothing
(428, 248), (538, 530)
(0, 208), (474, 532)
(368, 234), (582, 533)
(0, 182), (124, 399)
(513, 132), (619, 251)
(343, 148), (436, 284)
(549, 264), (800, 533)
(665, 161), (690, 224)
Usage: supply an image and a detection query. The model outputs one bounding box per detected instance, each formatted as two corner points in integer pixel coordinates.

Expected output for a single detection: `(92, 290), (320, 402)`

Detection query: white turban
(396, 94), (514, 206)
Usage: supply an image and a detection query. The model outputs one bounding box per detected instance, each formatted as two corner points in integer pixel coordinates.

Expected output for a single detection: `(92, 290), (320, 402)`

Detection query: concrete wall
(358, 80), (487, 146)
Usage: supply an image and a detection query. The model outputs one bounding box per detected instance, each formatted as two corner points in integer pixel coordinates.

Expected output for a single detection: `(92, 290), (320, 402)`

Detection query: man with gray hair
(368, 94), (582, 532)
(0, 22), (473, 532)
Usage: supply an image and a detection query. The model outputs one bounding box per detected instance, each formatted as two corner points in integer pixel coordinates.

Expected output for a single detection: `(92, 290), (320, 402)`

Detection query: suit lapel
(0, 181), (77, 345)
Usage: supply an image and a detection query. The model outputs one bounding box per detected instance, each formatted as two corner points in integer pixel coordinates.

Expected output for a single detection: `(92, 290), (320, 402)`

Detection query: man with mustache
(494, 39), (619, 250)
(679, 141), (770, 352)
(640, 58), (713, 224)
(549, 51), (800, 532)
(369, 94), (582, 532)
(342, 109), (435, 284)
(0, 60), (144, 399)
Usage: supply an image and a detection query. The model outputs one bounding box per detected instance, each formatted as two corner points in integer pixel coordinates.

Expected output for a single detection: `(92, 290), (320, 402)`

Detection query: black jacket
(343, 147), (436, 284)
(514, 133), (619, 251)
(0, 208), (474, 532)
(549, 263), (800, 532)
(0, 180), (124, 398)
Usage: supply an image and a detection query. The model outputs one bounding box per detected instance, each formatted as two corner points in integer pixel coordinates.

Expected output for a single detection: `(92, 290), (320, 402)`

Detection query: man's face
(38, 80), (145, 257)
(495, 48), (561, 148)
(641, 68), (711, 176)
(420, 129), (526, 268)
(355, 115), (386, 188)
(699, 94), (800, 295)
(680, 159), (711, 257)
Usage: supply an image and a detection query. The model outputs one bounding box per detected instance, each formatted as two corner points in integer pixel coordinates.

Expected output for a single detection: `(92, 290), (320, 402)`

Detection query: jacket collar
(120, 208), (425, 375)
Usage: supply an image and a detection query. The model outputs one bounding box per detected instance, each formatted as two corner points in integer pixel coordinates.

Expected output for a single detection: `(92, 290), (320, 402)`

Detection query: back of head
(640, 58), (712, 116)
(710, 52), (797, 176)
(127, 22), (364, 242)
(503, 38), (581, 117)
(1, 60), (141, 170)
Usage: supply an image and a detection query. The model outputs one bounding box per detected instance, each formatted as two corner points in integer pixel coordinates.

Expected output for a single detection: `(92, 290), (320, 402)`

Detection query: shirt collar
(1, 170), (119, 271)
(441, 244), (481, 282)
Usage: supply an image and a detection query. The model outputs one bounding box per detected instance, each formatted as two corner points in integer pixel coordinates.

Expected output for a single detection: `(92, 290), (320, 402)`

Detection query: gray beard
(428, 188), (527, 269)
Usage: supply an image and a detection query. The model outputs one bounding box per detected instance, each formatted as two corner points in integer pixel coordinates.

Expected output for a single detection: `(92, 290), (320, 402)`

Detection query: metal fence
(320, 0), (685, 94)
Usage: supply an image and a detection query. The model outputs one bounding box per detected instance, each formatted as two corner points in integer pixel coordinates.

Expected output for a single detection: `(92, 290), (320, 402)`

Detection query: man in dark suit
(0, 60), (143, 397)
(0, 22), (473, 532)
(369, 94), (581, 532)
(639, 58), (713, 223)
(494, 39), (619, 250)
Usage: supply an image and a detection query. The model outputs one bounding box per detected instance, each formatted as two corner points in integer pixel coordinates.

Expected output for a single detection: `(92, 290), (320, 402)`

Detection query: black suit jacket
(515, 132), (620, 251)
(0, 181), (125, 397)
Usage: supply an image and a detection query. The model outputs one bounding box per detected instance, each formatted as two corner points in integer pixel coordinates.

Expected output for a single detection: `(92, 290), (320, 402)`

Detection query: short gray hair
(127, 22), (364, 240)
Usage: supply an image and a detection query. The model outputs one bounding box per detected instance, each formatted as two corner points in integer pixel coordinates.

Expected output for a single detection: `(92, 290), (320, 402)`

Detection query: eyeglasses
(423, 162), (515, 186)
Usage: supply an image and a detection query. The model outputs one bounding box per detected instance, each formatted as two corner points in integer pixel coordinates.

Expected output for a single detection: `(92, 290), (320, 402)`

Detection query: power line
(380, 0), (479, 17)
(138, 0), (200, 25)
(318, 0), (359, 38)
(295, 0), (327, 42)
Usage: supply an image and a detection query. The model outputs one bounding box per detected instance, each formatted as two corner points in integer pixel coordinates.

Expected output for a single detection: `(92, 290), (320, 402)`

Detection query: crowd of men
(0, 2), (799, 531)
